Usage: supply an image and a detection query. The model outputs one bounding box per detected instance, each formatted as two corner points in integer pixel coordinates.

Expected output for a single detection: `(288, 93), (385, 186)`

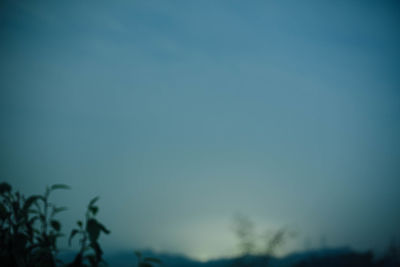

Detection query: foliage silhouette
(233, 213), (256, 257)
(232, 213), (291, 267)
(0, 182), (109, 267)
(68, 196), (110, 267)
(0, 182), (70, 266)
(2, 181), (399, 267)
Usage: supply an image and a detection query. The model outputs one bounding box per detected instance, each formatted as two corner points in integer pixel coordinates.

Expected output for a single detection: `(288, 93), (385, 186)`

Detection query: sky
(1, 0), (400, 261)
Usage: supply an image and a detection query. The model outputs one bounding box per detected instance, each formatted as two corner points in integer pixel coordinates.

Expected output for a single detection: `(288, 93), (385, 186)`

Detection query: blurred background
(1, 0), (400, 262)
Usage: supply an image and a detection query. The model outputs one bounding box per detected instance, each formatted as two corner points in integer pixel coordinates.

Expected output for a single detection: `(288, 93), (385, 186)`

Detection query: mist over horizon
(1, 0), (400, 262)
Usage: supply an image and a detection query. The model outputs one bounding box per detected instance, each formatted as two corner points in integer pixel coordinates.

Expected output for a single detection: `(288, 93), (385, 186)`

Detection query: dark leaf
(0, 182), (12, 194)
(34, 201), (42, 214)
(45, 186), (50, 198)
(0, 202), (8, 219)
(87, 218), (100, 242)
(50, 220), (61, 231)
(89, 206), (98, 215)
(12, 200), (19, 214)
(23, 195), (41, 212)
(28, 215), (39, 225)
(98, 222), (110, 234)
(51, 206), (68, 217)
(28, 208), (40, 214)
(50, 184), (70, 191)
(77, 220), (83, 227)
(88, 196), (99, 207)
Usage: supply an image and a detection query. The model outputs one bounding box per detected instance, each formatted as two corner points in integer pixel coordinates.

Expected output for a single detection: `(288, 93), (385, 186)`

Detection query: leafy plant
(32, 184), (70, 266)
(0, 182), (69, 267)
(0, 181), (110, 267)
(0, 182), (34, 266)
(69, 197), (110, 267)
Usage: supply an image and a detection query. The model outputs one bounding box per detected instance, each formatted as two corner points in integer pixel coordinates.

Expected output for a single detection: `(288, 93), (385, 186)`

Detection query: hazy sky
(1, 0), (400, 261)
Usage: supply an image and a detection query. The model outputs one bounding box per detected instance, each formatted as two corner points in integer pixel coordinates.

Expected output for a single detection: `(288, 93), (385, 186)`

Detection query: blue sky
(1, 0), (400, 260)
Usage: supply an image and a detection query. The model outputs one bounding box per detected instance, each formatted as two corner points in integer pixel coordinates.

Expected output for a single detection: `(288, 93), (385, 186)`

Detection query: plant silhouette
(232, 213), (290, 267)
(2, 181), (398, 267)
(68, 196), (110, 267)
(0, 182), (70, 266)
(0, 182), (109, 267)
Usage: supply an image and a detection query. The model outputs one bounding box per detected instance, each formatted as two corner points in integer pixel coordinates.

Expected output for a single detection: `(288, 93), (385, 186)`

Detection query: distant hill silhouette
(59, 247), (392, 267)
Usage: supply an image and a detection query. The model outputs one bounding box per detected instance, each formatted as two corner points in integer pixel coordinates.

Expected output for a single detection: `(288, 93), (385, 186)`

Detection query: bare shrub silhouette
(233, 213), (256, 257)
(232, 213), (291, 267)
(134, 250), (162, 267)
